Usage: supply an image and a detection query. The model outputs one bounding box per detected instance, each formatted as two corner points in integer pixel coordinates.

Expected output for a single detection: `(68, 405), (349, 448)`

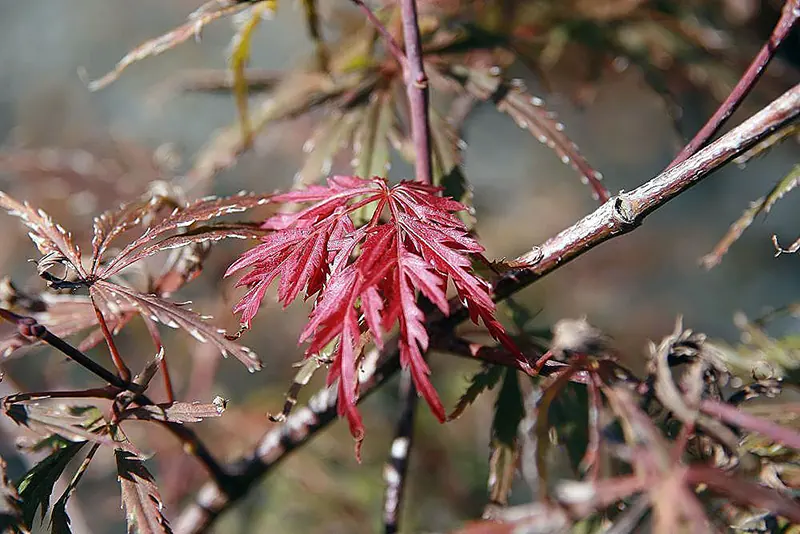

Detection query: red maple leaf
(226, 176), (521, 443)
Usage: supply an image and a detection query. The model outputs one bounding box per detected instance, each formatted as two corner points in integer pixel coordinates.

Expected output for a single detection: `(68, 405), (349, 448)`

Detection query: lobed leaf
(87, 0), (257, 91)
(3, 401), (118, 450)
(0, 285), (102, 358)
(702, 165), (800, 268)
(0, 192), (85, 277)
(119, 401), (226, 424)
(101, 222), (267, 278)
(448, 362), (503, 421)
(16, 441), (86, 529)
(228, 176), (520, 440)
(91, 194), (178, 274)
(98, 192), (272, 278)
(91, 280), (261, 372)
(51, 443), (100, 534)
(115, 450), (172, 534)
(487, 368), (524, 508)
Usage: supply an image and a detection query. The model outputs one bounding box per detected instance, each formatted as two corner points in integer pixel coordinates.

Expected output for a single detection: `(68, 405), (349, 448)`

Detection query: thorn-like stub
(611, 196), (637, 226)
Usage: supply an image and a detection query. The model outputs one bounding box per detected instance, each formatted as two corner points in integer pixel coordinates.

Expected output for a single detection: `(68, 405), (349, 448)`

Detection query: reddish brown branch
(399, 0), (432, 184)
(174, 84), (800, 533)
(669, 0), (799, 167)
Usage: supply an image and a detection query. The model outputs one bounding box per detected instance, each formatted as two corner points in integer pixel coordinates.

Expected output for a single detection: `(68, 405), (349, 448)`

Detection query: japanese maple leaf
(226, 176), (521, 442)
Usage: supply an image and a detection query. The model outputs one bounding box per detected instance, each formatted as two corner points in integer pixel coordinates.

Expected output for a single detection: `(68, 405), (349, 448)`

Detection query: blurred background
(1, 0), (799, 532)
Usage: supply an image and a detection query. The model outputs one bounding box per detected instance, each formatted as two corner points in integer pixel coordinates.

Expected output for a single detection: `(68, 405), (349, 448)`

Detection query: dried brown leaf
(461, 69), (609, 202)
(703, 165), (800, 268)
(119, 401), (226, 424)
(87, 0), (255, 91)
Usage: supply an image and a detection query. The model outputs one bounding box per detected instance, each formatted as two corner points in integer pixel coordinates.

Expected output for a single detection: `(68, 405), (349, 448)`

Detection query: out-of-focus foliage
(0, 0), (798, 533)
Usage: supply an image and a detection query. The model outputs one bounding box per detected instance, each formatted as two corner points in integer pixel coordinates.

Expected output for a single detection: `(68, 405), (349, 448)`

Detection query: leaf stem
(668, 0), (799, 168)
(91, 299), (132, 383)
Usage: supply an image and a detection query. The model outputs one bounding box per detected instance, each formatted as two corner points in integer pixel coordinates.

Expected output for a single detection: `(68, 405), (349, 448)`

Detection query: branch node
(611, 196), (637, 227)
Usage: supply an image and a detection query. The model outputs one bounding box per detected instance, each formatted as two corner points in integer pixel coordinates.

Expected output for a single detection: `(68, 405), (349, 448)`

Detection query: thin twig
(383, 372), (417, 534)
(174, 84), (800, 533)
(668, 0), (799, 167)
(1, 308), (129, 389)
(0, 308), (231, 490)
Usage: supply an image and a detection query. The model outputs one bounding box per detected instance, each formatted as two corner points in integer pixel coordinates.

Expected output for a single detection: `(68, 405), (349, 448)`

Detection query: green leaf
(534, 367), (579, 497)
(50, 443), (100, 534)
(230, 3), (276, 148)
(488, 368), (525, 507)
(16, 441), (86, 529)
(548, 381), (591, 475)
(493, 368), (524, 446)
(448, 363), (504, 421)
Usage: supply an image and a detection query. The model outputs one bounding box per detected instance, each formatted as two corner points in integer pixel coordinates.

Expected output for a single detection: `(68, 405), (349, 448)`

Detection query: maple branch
(0, 308), (130, 390)
(174, 347), (400, 534)
(0, 308), (231, 491)
(175, 84), (799, 532)
(383, 373), (417, 534)
(668, 0), (799, 168)
(349, 0), (408, 71)
(399, 0), (433, 184)
(488, 83), (800, 307)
